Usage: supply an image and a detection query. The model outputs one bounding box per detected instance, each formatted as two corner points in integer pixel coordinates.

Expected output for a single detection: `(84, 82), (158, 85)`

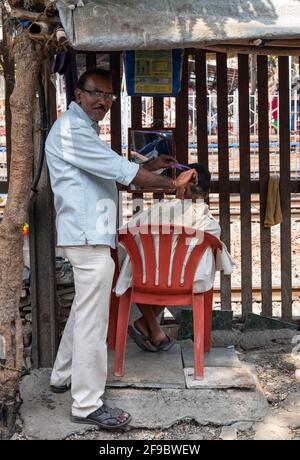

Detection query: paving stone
(181, 346), (242, 368)
(184, 366), (256, 389)
(107, 343), (185, 389)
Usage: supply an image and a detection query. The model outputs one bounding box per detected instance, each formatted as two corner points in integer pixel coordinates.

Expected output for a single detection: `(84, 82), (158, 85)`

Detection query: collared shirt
(45, 101), (139, 247)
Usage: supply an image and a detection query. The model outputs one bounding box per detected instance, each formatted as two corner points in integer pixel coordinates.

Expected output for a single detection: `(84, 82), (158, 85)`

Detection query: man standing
(45, 68), (196, 429)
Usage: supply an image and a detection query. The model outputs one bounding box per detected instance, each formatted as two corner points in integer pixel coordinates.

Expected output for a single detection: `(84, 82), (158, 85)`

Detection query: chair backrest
(118, 224), (222, 294)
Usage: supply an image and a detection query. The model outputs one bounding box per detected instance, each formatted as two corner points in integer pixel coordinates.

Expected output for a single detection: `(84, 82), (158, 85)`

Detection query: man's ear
(74, 88), (80, 103)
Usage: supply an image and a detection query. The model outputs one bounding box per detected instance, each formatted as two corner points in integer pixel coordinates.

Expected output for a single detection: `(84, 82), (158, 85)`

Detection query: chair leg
(107, 291), (118, 351)
(114, 289), (132, 377)
(192, 293), (205, 380)
(204, 289), (213, 353)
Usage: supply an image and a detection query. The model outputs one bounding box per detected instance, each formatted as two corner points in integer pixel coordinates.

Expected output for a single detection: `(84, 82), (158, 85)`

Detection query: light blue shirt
(45, 101), (139, 248)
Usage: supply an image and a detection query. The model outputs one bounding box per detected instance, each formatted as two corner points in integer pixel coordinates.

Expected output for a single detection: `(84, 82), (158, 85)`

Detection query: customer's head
(177, 163), (211, 200)
(74, 68), (115, 122)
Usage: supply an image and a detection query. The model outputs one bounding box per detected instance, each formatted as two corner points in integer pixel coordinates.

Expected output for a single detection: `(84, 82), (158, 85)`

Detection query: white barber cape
(115, 199), (235, 296)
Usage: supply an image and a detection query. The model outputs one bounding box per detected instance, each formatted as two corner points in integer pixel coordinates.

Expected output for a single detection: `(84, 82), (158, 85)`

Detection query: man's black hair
(76, 68), (113, 90)
(188, 163), (211, 193)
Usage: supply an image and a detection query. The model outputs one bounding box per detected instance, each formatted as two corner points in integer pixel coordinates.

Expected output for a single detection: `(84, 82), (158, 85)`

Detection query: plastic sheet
(57, 0), (300, 51)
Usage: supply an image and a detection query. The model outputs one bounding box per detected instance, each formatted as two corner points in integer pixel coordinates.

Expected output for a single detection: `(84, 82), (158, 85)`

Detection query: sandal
(71, 404), (131, 430)
(128, 325), (159, 352)
(156, 334), (176, 351)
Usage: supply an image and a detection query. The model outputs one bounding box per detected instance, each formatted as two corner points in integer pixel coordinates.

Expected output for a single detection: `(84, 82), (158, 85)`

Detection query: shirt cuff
(118, 161), (140, 186)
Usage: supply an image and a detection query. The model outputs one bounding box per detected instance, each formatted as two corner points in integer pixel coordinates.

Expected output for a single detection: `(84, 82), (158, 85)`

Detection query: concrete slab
(104, 386), (268, 429)
(107, 343), (185, 389)
(19, 369), (268, 438)
(19, 369), (95, 440)
(184, 366), (256, 389)
(181, 345), (242, 368)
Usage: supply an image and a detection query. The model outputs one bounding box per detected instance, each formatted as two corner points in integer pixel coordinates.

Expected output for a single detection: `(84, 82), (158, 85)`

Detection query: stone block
(244, 313), (297, 331)
(184, 366), (256, 389)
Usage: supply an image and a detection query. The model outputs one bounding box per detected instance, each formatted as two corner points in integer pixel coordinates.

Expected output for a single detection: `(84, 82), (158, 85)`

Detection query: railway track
(122, 194), (300, 221)
(212, 285), (300, 302)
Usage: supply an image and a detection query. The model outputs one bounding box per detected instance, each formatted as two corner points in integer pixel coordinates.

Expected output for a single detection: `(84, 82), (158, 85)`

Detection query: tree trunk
(0, 31), (41, 439)
(1, 7), (15, 182)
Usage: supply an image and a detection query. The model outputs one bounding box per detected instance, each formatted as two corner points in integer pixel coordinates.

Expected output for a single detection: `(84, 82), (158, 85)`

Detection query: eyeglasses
(81, 88), (118, 102)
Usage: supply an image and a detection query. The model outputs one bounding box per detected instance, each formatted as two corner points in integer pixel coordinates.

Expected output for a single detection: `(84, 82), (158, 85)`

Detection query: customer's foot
(71, 404), (131, 430)
(155, 334), (176, 351)
(134, 320), (173, 351)
(128, 325), (158, 352)
(134, 318), (149, 338)
(50, 383), (71, 393)
(150, 330), (168, 347)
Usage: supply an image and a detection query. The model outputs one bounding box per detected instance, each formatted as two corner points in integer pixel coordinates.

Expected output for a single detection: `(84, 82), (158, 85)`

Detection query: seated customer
(115, 163), (235, 352)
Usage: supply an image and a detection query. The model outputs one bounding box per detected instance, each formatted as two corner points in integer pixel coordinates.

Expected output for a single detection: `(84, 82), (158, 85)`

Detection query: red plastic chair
(113, 224), (222, 380)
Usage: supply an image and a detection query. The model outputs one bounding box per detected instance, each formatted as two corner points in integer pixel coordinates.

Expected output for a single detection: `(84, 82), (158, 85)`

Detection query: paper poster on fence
(125, 50), (182, 97)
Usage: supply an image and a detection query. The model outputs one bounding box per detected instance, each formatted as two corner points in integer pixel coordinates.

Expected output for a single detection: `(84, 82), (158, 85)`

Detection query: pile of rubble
(20, 257), (75, 371)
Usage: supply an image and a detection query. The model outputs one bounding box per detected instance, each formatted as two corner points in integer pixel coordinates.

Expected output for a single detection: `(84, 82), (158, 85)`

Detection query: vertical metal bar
(279, 56), (292, 321)
(30, 62), (58, 368)
(0, 183), (7, 193)
(131, 97), (142, 129)
(131, 94), (143, 214)
(195, 50), (209, 169)
(153, 98), (164, 129)
(257, 55), (272, 317)
(238, 54), (252, 318)
(86, 52), (97, 70)
(216, 52), (231, 310)
(175, 50), (189, 163)
(153, 98), (164, 200)
(110, 52), (122, 154)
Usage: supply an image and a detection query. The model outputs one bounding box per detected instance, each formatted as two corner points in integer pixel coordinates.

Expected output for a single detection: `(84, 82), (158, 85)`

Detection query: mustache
(93, 104), (108, 111)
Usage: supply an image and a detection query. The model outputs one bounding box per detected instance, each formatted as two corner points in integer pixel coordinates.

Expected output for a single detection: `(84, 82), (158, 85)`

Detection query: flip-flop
(128, 325), (159, 352)
(156, 334), (176, 351)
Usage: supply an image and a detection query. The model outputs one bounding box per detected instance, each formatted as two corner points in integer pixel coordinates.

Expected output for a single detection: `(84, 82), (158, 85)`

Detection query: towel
(264, 175), (283, 227)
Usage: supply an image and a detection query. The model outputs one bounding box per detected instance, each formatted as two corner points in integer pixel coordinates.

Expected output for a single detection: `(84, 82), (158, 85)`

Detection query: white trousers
(50, 245), (115, 417)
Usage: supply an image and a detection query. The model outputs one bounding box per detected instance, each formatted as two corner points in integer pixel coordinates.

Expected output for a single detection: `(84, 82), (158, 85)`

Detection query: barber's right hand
(175, 169), (198, 188)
